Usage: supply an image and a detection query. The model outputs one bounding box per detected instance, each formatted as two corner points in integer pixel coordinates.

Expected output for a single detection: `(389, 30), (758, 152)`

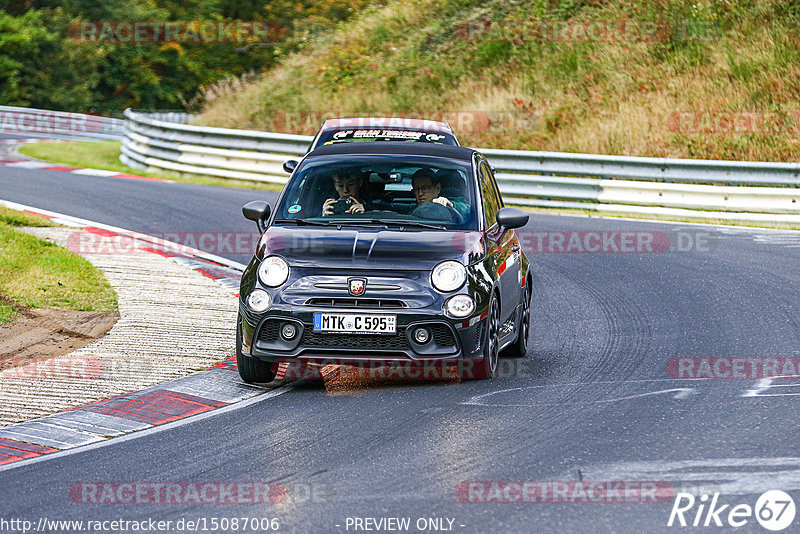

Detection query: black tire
(463, 295), (500, 380)
(236, 320), (277, 384)
(503, 280), (531, 358)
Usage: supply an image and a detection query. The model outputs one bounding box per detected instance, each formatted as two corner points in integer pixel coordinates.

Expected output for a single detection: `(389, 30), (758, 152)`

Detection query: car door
(478, 159), (518, 323)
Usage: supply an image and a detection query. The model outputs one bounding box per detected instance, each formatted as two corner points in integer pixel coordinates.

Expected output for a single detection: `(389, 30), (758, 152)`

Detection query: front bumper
(240, 306), (484, 364)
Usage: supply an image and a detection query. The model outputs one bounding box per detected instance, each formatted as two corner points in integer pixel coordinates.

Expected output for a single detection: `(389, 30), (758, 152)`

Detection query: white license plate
(313, 313), (397, 334)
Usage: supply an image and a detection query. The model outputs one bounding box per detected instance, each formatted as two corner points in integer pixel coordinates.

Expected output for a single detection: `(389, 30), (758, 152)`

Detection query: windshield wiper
(327, 219), (389, 229)
(273, 218), (339, 227)
(380, 220), (447, 230)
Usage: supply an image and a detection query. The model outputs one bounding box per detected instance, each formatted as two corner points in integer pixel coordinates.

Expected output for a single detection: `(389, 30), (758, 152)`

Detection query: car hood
(258, 226), (484, 270)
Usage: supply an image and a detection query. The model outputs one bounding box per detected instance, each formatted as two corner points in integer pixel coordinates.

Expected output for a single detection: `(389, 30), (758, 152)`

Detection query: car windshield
(274, 155), (477, 230)
(314, 128), (458, 147)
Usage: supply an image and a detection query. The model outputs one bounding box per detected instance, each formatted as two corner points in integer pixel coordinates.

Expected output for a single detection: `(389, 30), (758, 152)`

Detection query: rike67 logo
(668, 490), (796, 531)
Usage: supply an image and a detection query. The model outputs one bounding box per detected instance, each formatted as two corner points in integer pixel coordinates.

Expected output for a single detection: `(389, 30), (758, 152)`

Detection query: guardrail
(120, 109), (310, 183)
(0, 105), (124, 140)
(120, 109), (800, 223)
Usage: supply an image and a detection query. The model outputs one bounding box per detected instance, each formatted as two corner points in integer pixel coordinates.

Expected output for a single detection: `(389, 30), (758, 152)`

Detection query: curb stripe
(0, 201), (256, 466)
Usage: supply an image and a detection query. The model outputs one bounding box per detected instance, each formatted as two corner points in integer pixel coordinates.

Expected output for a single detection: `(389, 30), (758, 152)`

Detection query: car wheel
(464, 295), (499, 380)
(236, 319), (277, 384)
(504, 281), (531, 358)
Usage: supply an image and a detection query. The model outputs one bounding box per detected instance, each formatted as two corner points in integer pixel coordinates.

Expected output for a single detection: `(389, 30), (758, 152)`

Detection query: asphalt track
(1, 164), (800, 533)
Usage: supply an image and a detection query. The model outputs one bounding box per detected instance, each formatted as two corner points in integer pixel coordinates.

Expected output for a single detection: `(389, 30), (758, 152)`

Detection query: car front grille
(431, 324), (456, 347)
(256, 320), (457, 352)
(301, 330), (411, 350)
(258, 320), (281, 343)
(305, 298), (406, 309)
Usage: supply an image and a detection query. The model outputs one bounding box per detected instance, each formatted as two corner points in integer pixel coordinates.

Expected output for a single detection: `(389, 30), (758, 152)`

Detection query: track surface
(2, 165), (800, 533)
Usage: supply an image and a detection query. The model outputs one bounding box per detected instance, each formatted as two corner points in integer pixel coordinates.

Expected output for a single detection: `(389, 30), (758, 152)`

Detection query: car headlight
(257, 256), (289, 287)
(444, 294), (475, 318)
(431, 260), (466, 293)
(247, 290), (272, 312)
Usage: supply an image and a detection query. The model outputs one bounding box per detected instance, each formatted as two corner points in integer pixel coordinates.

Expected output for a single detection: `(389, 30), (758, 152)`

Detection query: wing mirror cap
(283, 160), (298, 174)
(243, 200), (271, 225)
(495, 207), (529, 230)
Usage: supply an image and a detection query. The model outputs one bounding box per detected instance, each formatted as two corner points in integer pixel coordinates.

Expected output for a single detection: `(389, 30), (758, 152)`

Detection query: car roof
(305, 141), (477, 161)
(320, 117), (454, 134)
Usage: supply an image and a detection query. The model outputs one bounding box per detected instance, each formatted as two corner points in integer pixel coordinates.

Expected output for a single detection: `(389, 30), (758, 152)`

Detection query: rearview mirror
(242, 201), (271, 233)
(495, 207), (529, 230)
(283, 160), (298, 174)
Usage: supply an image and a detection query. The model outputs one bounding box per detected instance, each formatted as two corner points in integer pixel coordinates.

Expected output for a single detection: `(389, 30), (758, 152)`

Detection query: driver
(322, 170), (370, 216)
(411, 168), (469, 220)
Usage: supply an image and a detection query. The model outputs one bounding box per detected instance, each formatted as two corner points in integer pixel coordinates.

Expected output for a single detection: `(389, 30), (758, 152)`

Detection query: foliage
(198, 0), (800, 161)
(0, 0), (379, 114)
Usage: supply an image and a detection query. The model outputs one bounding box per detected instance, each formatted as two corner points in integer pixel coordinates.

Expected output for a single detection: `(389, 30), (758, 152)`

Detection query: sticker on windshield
(288, 204), (302, 214)
(329, 129), (431, 141)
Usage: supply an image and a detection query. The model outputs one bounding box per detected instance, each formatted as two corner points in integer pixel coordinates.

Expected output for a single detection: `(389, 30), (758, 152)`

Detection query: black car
(238, 142), (531, 382)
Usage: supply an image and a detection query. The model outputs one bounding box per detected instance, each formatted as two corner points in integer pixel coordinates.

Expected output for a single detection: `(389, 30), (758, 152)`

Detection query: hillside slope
(197, 0), (800, 161)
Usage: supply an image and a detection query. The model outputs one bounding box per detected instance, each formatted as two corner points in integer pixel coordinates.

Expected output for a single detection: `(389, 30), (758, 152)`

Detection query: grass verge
(0, 205), (57, 228)
(18, 140), (284, 192)
(0, 208), (118, 324)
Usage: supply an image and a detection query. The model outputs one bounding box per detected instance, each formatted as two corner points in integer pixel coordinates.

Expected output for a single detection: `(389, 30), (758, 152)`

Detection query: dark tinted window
(274, 155), (477, 230)
(479, 161), (501, 227)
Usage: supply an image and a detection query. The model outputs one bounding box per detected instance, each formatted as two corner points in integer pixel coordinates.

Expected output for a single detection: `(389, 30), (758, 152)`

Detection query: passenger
(322, 170), (370, 216)
(410, 168), (469, 220)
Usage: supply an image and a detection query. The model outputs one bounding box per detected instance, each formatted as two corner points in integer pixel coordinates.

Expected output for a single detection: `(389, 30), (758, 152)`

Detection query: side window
(479, 161), (501, 227)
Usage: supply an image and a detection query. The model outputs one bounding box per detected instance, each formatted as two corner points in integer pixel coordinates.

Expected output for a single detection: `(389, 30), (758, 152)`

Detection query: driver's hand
(432, 197), (453, 208)
(322, 197), (336, 216)
(347, 198), (365, 214)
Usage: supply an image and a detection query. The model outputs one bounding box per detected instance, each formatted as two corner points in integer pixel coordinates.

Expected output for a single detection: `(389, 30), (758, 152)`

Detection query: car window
(273, 155), (477, 230)
(479, 161), (501, 228)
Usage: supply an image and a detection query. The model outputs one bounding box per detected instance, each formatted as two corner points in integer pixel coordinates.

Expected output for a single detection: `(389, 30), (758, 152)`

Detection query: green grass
(197, 0), (800, 163)
(0, 212), (118, 323)
(0, 205), (57, 227)
(0, 302), (14, 323)
(19, 140), (284, 192)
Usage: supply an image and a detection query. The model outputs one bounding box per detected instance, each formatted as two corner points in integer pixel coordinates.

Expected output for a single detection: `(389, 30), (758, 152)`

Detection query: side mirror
(242, 201), (271, 234)
(283, 160), (298, 174)
(495, 207), (529, 230)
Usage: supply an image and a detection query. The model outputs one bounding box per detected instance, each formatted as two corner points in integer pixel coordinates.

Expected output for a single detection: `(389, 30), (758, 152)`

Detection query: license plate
(313, 313), (396, 334)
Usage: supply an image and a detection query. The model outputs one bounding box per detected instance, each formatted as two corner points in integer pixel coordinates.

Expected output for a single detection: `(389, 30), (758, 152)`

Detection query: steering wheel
(411, 202), (458, 223)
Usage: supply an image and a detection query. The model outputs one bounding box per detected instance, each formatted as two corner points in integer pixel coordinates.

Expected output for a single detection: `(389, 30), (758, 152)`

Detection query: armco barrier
(0, 105), (124, 140)
(120, 109), (310, 183)
(120, 109), (800, 222)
